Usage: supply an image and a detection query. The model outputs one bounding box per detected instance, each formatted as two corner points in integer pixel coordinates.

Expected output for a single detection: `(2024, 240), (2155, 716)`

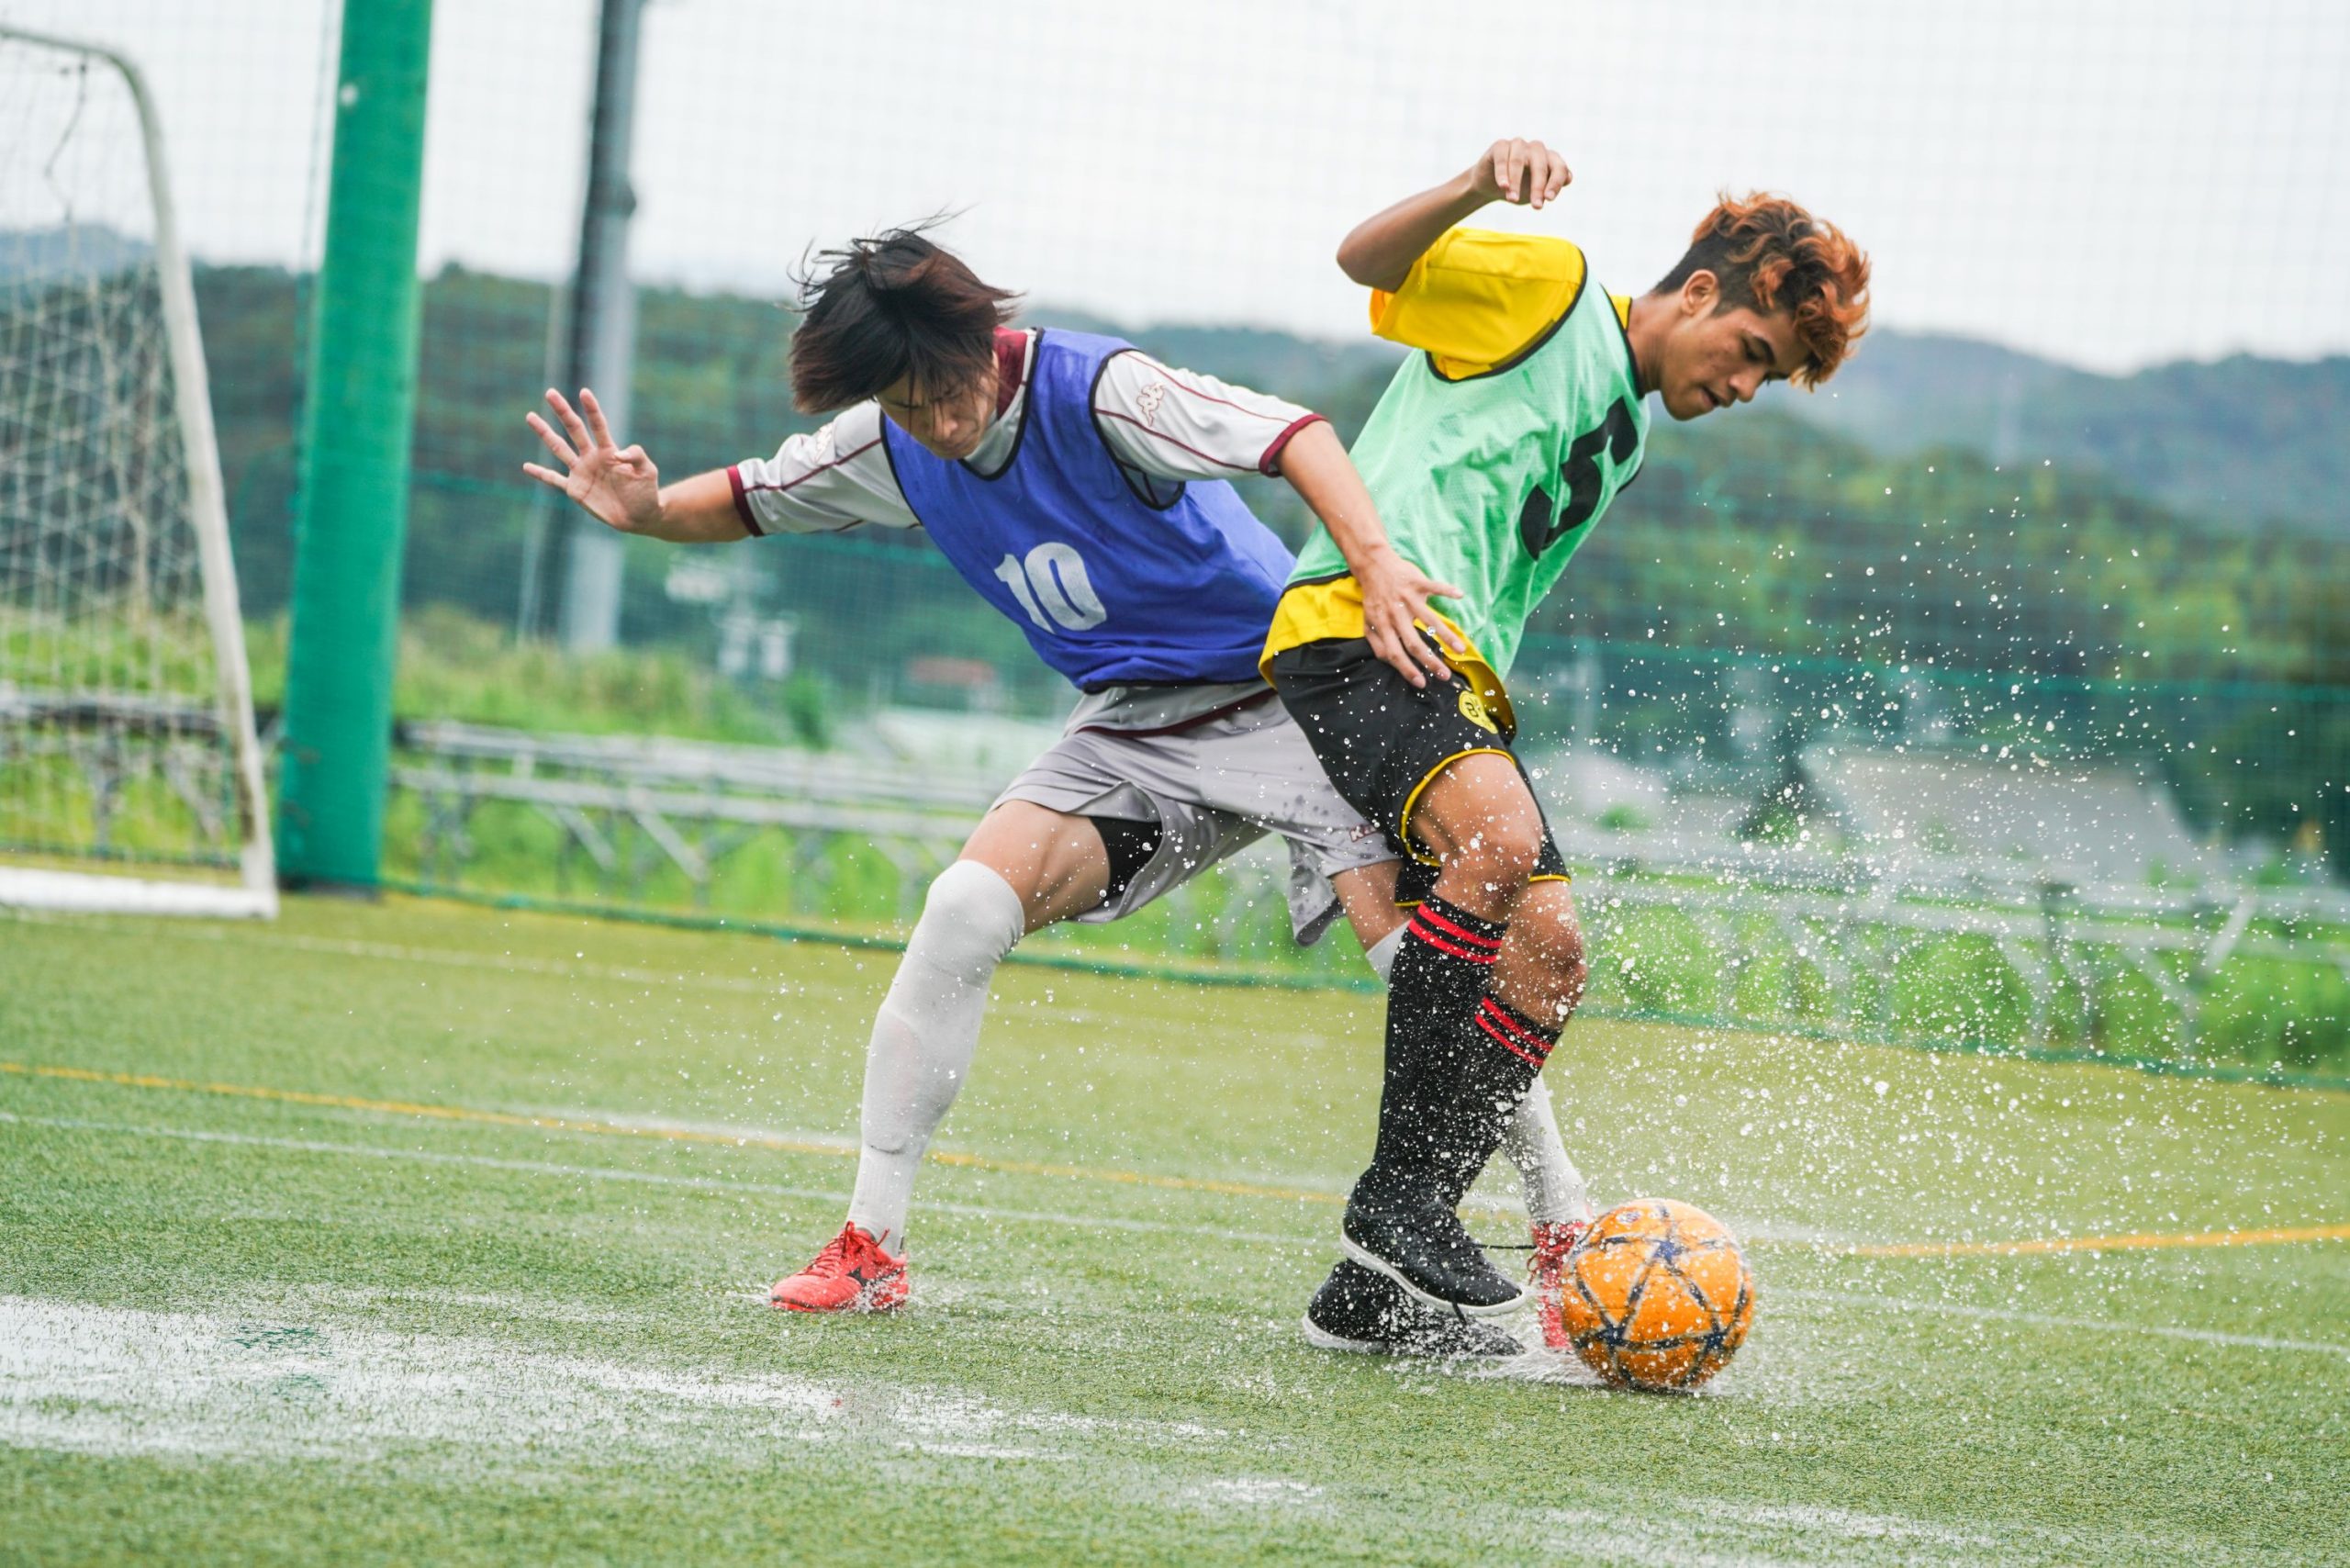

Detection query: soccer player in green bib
(1265, 138), (1870, 1329)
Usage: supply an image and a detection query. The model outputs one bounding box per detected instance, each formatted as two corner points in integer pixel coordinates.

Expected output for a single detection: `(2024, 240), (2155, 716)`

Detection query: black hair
(788, 222), (1020, 413)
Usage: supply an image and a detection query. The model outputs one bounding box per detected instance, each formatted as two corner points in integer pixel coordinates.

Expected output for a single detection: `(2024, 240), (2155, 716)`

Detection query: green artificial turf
(3, 896), (2346, 1565)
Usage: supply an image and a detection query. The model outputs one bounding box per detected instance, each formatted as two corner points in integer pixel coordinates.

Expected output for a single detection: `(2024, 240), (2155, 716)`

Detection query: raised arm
(1336, 138), (1572, 292)
(524, 387), (747, 543)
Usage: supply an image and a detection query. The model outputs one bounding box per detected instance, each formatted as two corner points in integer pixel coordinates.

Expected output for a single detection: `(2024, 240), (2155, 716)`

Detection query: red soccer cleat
(770, 1223), (910, 1314)
(1529, 1217), (1592, 1351)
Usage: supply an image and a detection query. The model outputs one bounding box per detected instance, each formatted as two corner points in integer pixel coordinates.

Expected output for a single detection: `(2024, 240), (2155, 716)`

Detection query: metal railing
(382, 718), (2350, 1067)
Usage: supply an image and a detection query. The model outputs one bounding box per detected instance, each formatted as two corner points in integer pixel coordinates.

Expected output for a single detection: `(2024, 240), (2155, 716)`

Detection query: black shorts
(1267, 635), (1569, 906)
(1089, 812), (1163, 905)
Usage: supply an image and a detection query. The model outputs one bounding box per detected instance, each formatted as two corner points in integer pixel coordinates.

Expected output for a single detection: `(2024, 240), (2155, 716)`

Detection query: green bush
(1604, 905), (1719, 1016)
(273, 611), (2344, 1072)
(2198, 954), (2350, 1071)
(2074, 946), (2183, 1060)
(249, 608), (817, 745)
(1889, 933), (2034, 1045)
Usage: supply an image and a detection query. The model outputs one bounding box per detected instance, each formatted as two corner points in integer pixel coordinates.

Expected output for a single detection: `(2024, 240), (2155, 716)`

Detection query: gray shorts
(996, 689), (1394, 945)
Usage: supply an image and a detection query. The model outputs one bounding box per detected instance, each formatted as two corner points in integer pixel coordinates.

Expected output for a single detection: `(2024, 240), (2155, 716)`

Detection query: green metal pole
(275, 0), (434, 890)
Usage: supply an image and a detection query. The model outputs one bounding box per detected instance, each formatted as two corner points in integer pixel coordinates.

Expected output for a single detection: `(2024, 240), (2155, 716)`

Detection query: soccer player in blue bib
(524, 227), (1597, 1355)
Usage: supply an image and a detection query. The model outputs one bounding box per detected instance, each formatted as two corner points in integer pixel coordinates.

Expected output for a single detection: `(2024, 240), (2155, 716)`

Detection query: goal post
(0, 24), (275, 918)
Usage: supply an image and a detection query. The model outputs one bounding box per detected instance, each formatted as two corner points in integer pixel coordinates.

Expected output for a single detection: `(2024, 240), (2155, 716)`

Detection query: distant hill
(182, 263), (2347, 690)
(1782, 329), (2348, 538)
(0, 224), (152, 283)
(1020, 306), (1406, 431)
(1040, 308), (2346, 540)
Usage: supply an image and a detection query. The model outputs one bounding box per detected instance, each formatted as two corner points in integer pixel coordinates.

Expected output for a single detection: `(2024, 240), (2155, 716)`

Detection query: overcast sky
(5, 0), (2345, 372)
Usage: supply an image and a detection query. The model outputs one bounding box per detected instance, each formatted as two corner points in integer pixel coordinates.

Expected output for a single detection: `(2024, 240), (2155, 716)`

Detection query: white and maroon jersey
(728, 327), (1326, 732)
(726, 328), (1325, 537)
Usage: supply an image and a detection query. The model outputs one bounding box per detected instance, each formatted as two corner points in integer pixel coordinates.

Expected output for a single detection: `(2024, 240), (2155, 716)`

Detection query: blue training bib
(880, 330), (1295, 689)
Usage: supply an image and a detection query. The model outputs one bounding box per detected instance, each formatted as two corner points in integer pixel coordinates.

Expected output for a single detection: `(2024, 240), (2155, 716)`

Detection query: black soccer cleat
(1302, 1260), (1525, 1359)
(1339, 1189), (1529, 1317)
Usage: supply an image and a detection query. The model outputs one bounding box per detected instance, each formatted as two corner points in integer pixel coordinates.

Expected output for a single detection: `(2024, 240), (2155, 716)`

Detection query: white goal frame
(0, 24), (275, 919)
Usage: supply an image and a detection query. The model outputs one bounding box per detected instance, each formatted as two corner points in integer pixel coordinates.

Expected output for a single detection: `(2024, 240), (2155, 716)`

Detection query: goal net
(0, 26), (274, 917)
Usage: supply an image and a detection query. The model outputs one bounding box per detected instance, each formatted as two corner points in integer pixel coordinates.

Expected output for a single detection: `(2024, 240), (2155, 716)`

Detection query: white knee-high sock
(1361, 922), (1593, 1226)
(844, 861), (1026, 1252)
(1498, 1075), (1593, 1226)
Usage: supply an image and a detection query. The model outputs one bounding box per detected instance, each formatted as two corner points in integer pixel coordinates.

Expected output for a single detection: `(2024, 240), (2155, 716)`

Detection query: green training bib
(1293, 264), (1650, 677)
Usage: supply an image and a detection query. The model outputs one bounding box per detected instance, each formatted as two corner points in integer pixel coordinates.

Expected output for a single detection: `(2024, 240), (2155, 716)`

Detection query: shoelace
(1497, 1223), (1591, 1256)
(807, 1231), (859, 1276)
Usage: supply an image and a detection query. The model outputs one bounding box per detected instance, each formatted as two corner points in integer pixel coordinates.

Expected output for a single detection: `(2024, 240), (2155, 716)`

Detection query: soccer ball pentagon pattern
(1557, 1197), (1755, 1393)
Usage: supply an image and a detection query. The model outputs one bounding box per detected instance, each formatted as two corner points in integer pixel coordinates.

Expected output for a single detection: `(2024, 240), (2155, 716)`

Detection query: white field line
(4, 1292), (2221, 1568)
(0, 913), (1318, 1040)
(0, 911), (852, 1001)
(0, 1102), (1838, 1251)
(0, 1295), (1218, 1471)
(1176, 1477), (2120, 1567)
(0, 1059), (1846, 1248)
(1524, 1490), (2278, 1568)
(288, 1283), (684, 1330)
(1527, 1502), (2000, 1568)
(1516, 1497), (2109, 1568)
(514, 1103), (1855, 1246)
(532, 1104), (860, 1154)
(6, 1112), (2340, 1366)
(1778, 1287), (2350, 1361)
(1177, 1465), (2133, 1566)
(0, 1112), (1318, 1249)
(1182, 1477), (1326, 1508)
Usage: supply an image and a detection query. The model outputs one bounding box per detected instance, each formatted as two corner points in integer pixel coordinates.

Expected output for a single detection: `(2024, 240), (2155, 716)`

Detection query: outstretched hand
(523, 387), (662, 534)
(1468, 138), (1572, 210)
(1357, 547), (1468, 689)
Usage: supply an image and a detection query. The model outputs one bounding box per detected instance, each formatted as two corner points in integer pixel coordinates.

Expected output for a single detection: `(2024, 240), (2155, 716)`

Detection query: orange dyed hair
(1654, 193), (1871, 386)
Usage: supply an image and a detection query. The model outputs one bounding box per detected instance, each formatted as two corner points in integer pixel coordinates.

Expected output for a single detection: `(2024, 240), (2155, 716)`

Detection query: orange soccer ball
(1557, 1197), (1756, 1393)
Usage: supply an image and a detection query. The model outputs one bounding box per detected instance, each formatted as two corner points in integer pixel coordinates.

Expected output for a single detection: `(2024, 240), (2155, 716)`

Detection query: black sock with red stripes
(1355, 894), (1509, 1208)
(1432, 992), (1561, 1209)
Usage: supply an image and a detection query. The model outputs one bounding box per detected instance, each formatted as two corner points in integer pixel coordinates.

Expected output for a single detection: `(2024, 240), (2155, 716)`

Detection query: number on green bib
(1521, 395), (1642, 559)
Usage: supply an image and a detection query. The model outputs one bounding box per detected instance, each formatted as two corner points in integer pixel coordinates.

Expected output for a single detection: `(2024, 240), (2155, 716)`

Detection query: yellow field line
(0, 1060), (1347, 1207)
(1842, 1225), (2350, 1259)
(7, 1059), (2344, 1255)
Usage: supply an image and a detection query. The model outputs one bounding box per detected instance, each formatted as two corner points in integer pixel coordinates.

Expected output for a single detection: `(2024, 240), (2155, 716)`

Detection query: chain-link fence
(5, 0), (2344, 1075)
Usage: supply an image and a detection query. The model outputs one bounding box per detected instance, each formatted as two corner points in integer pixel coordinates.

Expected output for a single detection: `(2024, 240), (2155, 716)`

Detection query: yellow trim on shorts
(1260, 577), (1370, 674)
(1259, 578), (1502, 709)
(1395, 746), (1514, 867)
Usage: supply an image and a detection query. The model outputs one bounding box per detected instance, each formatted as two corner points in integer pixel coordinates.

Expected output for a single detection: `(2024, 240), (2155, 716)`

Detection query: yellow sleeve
(1368, 229), (1590, 379)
